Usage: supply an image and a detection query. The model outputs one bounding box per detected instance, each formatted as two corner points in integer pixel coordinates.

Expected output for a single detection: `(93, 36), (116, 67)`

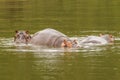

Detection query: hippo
(14, 28), (73, 48)
(79, 34), (114, 45)
(29, 28), (72, 47)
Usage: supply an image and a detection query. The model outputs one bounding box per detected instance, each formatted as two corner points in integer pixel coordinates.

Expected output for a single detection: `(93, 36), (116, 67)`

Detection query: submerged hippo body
(29, 28), (70, 47)
(79, 34), (114, 45)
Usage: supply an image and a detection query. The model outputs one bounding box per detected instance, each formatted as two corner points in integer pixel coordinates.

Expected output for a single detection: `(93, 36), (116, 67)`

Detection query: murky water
(0, 0), (120, 80)
(0, 30), (120, 80)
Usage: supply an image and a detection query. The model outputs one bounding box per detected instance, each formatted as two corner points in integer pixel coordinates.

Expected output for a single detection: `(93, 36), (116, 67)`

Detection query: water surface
(0, 30), (120, 80)
(0, 0), (120, 80)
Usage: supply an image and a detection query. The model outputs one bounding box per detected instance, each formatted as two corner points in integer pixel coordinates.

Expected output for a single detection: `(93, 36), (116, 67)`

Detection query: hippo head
(14, 30), (31, 44)
(61, 39), (73, 48)
(100, 34), (114, 43)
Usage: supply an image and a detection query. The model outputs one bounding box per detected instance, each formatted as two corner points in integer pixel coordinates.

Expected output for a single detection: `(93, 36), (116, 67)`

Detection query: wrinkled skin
(14, 30), (31, 44)
(79, 34), (114, 45)
(29, 28), (71, 47)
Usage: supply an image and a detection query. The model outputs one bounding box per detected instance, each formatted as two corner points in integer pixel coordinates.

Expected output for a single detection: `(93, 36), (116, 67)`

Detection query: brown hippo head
(61, 39), (73, 48)
(14, 30), (31, 44)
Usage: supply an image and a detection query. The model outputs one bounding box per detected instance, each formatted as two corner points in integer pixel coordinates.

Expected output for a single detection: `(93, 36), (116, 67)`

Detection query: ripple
(0, 37), (117, 53)
(115, 37), (120, 41)
(0, 37), (14, 47)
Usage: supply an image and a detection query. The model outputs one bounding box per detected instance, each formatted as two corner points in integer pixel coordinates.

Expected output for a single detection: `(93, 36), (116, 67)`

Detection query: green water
(0, 0), (120, 80)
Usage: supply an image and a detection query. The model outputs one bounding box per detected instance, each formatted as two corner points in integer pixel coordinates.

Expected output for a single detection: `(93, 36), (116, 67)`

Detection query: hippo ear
(15, 30), (18, 33)
(63, 39), (67, 42)
(25, 30), (29, 34)
(99, 33), (103, 37)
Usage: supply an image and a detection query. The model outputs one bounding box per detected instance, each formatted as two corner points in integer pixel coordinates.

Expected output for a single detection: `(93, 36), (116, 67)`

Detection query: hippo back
(79, 36), (108, 45)
(30, 28), (70, 47)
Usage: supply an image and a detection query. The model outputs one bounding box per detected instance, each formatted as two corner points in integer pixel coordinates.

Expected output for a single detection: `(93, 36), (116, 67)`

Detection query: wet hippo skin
(79, 34), (114, 45)
(29, 28), (70, 47)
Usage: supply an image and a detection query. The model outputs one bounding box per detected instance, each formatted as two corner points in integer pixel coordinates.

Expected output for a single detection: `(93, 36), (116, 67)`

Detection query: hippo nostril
(20, 32), (23, 34)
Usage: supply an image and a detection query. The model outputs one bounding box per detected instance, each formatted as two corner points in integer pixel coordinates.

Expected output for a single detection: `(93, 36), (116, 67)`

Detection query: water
(0, 31), (120, 80)
(0, 0), (120, 80)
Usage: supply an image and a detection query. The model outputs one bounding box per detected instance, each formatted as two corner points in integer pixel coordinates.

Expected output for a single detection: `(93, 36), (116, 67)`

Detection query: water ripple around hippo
(0, 37), (116, 53)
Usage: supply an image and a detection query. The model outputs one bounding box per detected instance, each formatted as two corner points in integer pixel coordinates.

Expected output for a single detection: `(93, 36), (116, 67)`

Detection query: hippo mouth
(15, 35), (27, 43)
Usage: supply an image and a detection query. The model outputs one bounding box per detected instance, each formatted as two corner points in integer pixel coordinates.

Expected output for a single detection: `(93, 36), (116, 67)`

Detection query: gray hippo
(29, 28), (72, 47)
(14, 28), (73, 48)
(79, 34), (114, 45)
